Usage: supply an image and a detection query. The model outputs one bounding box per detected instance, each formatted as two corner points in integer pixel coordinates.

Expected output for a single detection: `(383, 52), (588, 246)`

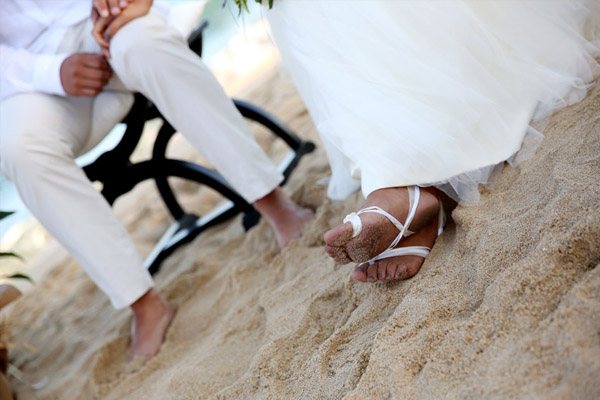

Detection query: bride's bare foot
(254, 188), (314, 247)
(129, 289), (175, 362)
(351, 214), (440, 282)
(324, 186), (439, 264)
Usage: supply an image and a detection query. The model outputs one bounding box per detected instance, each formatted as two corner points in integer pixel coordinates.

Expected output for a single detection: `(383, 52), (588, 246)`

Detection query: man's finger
(92, 18), (111, 48)
(101, 47), (111, 60)
(79, 76), (111, 91)
(91, 7), (100, 24)
(72, 85), (102, 97)
(76, 77), (105, 91)
(107, 0), (122, 16)
(78, 53), (110, 71)
(105, 14), (131, 42)
(78, 66), (113, 82)
(84, 55), (111, 72)
(80, 88), (101, 97)
(94, 0), (110, 18)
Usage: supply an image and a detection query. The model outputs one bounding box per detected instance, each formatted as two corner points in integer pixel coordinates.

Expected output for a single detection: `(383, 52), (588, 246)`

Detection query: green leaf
(6, 273), (32, 282)
(234, 0), (274, 14)
(0, 211), (14, 221)
(233, 0), (249, 15)
(0, 252), (23, 260)
(255, 0), (274, 9)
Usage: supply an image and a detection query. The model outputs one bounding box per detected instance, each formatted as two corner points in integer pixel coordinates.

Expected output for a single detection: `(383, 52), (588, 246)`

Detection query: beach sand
(3, 59), (600, 400)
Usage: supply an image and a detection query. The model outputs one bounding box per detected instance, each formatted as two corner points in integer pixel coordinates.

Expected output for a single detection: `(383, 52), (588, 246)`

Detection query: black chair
(83, 22), (315, 275)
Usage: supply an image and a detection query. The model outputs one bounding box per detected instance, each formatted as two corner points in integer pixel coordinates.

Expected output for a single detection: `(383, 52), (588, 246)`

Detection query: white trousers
(0, 14), (283, 309)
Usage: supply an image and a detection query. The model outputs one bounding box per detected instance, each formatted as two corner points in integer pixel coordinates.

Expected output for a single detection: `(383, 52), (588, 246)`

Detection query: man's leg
(108, 14), (313, 246)
(0, 93), (172, 359)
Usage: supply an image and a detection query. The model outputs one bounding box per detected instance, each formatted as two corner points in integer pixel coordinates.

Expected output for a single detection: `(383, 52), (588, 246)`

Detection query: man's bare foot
(324, 186), (440, 264)
(254, 188), (314, 247)
(351, 214), (440, 282)
(129, 289), (175, 362)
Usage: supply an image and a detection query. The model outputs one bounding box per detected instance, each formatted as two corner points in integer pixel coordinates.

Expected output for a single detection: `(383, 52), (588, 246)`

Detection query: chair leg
(86, 93), (315, 275)
(152, 120), (186, 220)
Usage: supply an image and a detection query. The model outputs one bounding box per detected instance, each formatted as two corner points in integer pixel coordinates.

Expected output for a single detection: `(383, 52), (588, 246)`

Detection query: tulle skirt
(267, 0), (600, 202)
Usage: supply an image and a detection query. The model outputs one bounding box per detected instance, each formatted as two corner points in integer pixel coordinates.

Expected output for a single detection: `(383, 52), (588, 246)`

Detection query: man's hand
(93, 0), (130, 18)
(92, 0), (153, 57)
(60, 53), (113, 96)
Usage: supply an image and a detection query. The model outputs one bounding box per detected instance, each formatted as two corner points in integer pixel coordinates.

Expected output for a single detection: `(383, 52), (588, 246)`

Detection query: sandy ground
(2, 47), (600, 400)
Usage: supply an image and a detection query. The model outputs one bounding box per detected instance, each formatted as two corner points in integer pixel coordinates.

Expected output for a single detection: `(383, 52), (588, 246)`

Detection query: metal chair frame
(82, 22), (315, 275)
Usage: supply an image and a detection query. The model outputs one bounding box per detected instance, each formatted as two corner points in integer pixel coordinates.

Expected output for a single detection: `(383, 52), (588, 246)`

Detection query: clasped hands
(92, 0), (153, 58)
(59, 0), (152, 96)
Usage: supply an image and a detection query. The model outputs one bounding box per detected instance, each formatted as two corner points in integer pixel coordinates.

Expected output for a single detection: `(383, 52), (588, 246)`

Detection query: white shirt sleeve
(0, 44), (70, 98)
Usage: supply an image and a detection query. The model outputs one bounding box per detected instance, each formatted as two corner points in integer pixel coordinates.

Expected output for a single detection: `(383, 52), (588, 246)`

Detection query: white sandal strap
(366, 246), (431, 265)
(366, 207), (445, 266)
(343, 212), (364, 238)
(362, 189), (447, 267)
(343, 186), (420, 242)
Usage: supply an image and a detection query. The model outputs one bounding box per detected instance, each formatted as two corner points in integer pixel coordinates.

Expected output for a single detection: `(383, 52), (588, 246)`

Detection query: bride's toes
(352, 264), (368, 282)
(323, 222), (354, 247)
(384, 261), (399, 282)
(352, 211), (441, 283)
(394, 255), (424, 280)
(325, 244), (352, 264)
(377, 262), (389, 281)
(365, 263), (379, 283)
(351, 255), (426, 282)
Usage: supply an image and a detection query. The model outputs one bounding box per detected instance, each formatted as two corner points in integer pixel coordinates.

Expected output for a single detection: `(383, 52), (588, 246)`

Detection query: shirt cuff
(32, 53), (70, 96)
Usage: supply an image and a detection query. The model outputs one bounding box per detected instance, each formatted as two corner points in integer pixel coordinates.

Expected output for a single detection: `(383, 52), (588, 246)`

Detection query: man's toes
(323, 222), (354, 247)
(352, 264), (368, 282)
(129, 306), (175, 362)
(325, 244), (353, 264)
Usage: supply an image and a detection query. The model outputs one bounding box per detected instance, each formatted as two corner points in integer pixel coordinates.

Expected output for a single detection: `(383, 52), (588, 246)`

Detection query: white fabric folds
(268, 0), (600, 202)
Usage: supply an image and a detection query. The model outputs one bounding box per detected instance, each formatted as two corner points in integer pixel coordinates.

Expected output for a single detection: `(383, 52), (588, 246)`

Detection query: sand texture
(4, 71), (600, 400)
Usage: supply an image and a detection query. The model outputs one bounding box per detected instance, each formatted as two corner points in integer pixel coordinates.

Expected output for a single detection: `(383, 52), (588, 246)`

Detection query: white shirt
(0, 0), (184, 101)
(0, 0), (92, 100)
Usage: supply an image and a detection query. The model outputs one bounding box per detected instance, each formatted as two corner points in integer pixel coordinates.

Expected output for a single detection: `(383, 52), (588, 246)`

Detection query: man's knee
(109, 14), (187, 83)
(0, 131), (73, 182)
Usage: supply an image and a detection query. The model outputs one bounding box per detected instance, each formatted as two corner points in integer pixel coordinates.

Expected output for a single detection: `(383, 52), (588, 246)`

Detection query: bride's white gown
(267, 0), (600, 202)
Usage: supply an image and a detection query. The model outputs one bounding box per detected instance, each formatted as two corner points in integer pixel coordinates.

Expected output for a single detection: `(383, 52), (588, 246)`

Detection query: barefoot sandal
(343, 186), (445, 267)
